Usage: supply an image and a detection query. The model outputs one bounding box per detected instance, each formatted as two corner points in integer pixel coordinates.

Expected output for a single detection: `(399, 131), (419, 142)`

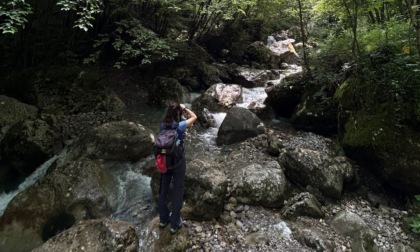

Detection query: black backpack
(153, 123), (184, 172)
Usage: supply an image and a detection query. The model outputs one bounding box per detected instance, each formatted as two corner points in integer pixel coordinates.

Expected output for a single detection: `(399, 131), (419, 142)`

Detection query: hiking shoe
(170, 218), (183, 234)
(159, 220), (170, 228)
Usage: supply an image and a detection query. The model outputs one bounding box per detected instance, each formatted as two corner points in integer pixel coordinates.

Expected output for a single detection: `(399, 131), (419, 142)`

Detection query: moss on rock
(342, 108), (420, 194)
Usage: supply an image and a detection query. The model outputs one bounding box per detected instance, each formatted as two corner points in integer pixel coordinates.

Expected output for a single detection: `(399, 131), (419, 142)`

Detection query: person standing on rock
(158, 101), (197, 234)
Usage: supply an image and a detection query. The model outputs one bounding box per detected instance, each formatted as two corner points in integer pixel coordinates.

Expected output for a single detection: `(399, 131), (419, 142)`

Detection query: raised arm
(180, 104), (197, 127)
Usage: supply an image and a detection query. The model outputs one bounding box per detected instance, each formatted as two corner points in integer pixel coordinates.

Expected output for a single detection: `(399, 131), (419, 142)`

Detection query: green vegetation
(411, 195), (420, 234)
(1, 1), (420, 148)
(0, 0), (32, 34)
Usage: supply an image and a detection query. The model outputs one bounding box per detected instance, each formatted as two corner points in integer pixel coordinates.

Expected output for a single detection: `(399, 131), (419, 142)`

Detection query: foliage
(84, 19), (178, 67)
(57, 0), (103, 31)
(411, 195), (420, 234)
(309, 30), (353, 89)
(0, 0), (32, 34)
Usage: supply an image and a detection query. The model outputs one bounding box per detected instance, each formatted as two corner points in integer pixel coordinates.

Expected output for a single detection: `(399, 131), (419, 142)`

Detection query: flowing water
(0, 154), (60, 217)
(0, 64), (306, 249)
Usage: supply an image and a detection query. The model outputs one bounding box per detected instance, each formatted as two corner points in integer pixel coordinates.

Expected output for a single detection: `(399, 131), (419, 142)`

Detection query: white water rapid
(0, 155), (60, 217)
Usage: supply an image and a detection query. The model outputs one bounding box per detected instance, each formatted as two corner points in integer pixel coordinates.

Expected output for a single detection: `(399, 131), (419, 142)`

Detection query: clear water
(0, 64), (302, 249)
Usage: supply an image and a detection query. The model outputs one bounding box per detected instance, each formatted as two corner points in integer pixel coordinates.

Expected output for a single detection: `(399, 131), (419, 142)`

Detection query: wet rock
(0, 118), (62, 175)
(192, 83), (243, 113)
(228, 65), (278, 88)
(247, 101), (273, 121)
(217, 107), (265, 145)
(200, 108), (217, 128)
(0, 158), (118, 252)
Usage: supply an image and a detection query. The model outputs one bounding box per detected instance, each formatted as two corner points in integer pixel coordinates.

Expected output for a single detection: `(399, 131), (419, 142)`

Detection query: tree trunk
(404, 0), (420, 60)
(342, 0), (360, 58)
(297, 0), (310, 73)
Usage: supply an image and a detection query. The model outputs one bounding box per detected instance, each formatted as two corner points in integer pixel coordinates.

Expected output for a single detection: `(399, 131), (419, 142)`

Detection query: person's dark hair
(163, 101), (182, 125)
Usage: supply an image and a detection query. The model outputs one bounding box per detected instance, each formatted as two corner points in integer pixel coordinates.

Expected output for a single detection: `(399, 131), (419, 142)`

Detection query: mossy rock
(333, 76), (360, 110)
(342, 108), (420, 195)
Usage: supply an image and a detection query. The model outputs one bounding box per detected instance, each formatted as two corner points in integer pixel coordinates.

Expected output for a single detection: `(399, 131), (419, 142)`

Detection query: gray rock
(0, 95), (38, 141)
(0, 158), (119, 252)
(329, 210), (378, 252)
(217, 107), (265, 145)
(266, 132), (284, 156)
(294, 227), (334, 252)
(150, 154), (228, 221)
(147, 76), (189, 106)
(32, 219), (138, 252)
(281, 192), (325, 220)
(0, 118), (62, 175)
(68, 121), (154, 162)
(233, 161), (288, 208)
(278, 148), (355, 199)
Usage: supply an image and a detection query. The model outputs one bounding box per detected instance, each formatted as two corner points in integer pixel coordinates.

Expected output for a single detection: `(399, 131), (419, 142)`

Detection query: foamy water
(0, 155), (60, 217)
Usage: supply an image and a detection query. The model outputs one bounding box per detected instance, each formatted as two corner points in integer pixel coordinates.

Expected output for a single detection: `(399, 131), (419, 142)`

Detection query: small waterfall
(194, 112), (226, 151)
(0, 155), (60, 217)
(108, 159), (152, 222)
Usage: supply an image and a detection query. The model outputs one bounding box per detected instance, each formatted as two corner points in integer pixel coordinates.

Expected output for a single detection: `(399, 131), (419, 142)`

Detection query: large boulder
(243, 41), (275, 69)
(3, 66), (125, 115)
(0, 158), (118, 252)
(196, 62), (228, 89)
(330, 210), (379, 252)
(147, 76), (189, 106)
(278, 148), (357, 199)
(216, 107), (265, 146)
(291, 92), (338, 136)
(143, 217), (190, 252)
(231, 161), (288, 208)
(342, 110), (420, 195)
(183, 156), (228, 220)
(194, 83), (243, 111)
(265, 72), (306, 118)
(0, 95), (38, 141)
(267, 39), (300, 65)
(32, 219), (138, 252)
(65, 121), (155, 163)
(0, 118), (62, 176)
(169, 67), (201, 91)
(150, 154), (228, 221)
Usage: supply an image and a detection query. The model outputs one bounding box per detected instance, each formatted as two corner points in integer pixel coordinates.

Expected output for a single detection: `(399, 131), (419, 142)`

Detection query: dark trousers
(158, 158), (186, 229)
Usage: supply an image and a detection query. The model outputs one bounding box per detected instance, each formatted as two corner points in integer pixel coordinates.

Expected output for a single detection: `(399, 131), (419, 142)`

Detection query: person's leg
(170, 158), (186, 229)
(158, 172), (172, 225)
